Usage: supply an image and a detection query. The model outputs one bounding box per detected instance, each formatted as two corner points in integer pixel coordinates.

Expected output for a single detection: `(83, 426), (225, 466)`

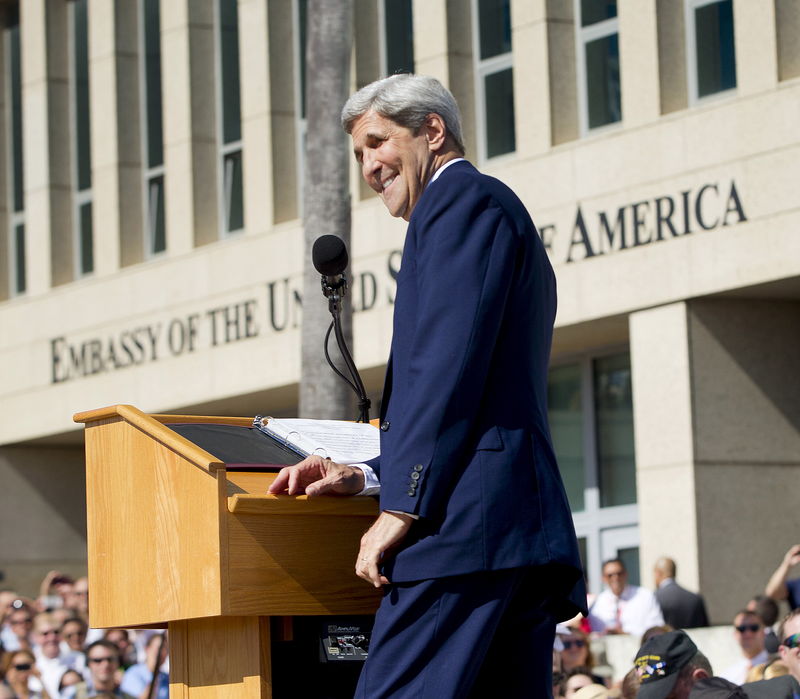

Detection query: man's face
(779, 615), (800, 681)
(733, 613), (765, 657)
(87, 647), (119, 685)
(603, 562), (628, 596)
(62, 620), (87, 651)
(350, 110), (435, 222)
(7, 610), (33, 639)
(34, 622), (61, 659)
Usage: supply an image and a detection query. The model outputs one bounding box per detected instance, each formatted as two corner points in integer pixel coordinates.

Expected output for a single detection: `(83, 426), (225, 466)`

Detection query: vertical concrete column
(775, 0), (800, 81)
(618, 0), (661, 126)
(733, 0), (778, 95)
(88, 0), (143, 273)
(655, 0), (687, 115)
(0, 20), (8, 299)
(21, 0), (71, 293)
(687, 299), (800, 622)
(266, 0), (298, 224)
(632, 300), (800, 624)
(412, 2), (475, 157)
(160, 0), (217, 253)
(630, 302), (700, 593)
(238, 0), (273, 236)
(511, 0), (550, 157)
(545, 0), (578, 146)
(412, 0), (448, 83)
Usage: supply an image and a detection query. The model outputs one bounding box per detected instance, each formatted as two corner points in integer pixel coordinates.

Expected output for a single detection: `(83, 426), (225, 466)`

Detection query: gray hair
(341, 74), (465, 154)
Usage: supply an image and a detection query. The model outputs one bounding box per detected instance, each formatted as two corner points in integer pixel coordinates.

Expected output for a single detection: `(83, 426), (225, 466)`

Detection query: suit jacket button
(411, 472), (420, 480)
(380, 421), (390, 432)
(407, 489), (416, 497)
(413, 464), (423, 472)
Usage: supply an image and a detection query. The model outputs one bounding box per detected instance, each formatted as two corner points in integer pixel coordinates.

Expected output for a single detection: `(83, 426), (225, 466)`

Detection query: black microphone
(311, 234), (370, 422)
(313, 235), (348, 293)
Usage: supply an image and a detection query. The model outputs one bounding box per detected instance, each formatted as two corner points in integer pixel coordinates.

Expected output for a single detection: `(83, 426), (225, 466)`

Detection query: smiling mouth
(381, 176), (396, 192)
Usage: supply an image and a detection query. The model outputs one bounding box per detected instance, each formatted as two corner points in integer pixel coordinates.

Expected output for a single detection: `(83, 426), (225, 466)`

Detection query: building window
(686, 0), (736, 101)
(140, 0), (166, 255)
(380, 0), (414, 75)
(575, 0), (621, 133)
(5, 8), (24, 295)
(216, 0), (244, 234)
(472, 0), (515, 160)
(548, 350), (638, 593)
(70, 0), (93, 276)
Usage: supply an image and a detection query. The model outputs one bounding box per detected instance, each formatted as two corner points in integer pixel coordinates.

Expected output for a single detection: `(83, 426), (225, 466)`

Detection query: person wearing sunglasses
(558, 626), (596, 673)
(62, 640), (136, 699)
(777, 609), (800, 686)
(1, 649), (46, 698)
(31, 613), (78, 699)
(719, 609), (768, 685)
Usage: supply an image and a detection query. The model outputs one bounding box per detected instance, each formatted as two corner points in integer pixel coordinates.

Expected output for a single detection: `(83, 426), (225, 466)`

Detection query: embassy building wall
(0, 0), (798, 624)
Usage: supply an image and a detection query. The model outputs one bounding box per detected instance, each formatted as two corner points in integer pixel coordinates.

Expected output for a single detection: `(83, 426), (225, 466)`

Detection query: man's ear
(423, 113), (447, 152)
(691, 668), (710, 681)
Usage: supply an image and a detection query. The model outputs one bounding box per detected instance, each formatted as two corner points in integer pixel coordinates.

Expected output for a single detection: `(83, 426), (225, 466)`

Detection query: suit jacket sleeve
(379, 176), (522, 520)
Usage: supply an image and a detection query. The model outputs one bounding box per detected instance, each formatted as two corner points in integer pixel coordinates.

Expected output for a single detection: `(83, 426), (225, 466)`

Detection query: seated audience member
(720, 609), (768, 685)
(564, 667), (606, 696)
(120, 634), (168, 699)
(762, 609), (800, 690)
(63, 640), (135, 699)
(2, 649), (46, 698)
(766, 545), (800, 610)
(572, 684), (609, 699)
(642, 624), (675, 645)
(745, 655), (790, 683)
(687, 677), (747, 697)
(102, 631), (133, 671)
(60, 617), (89, 675)
(588, 559), (664, 637)
(634, 629), (712, 699)
(620, 667), (640, 699)
(37, 572), (75, 613)
(558, 626), (596, 673)
(749, 595), (782, 654)
(564, 667), (596, 697)
(32, 612), (76, 698)
(4, 601), (35, 652)
(654, 557), (710, 629)
(58, 668), (84, 695)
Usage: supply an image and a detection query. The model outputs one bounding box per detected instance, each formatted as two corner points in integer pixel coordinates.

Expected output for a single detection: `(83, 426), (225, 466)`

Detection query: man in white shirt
(587, 558), (664, 637)
(720, 610), (768, 685)
(31, 612), (78, 698)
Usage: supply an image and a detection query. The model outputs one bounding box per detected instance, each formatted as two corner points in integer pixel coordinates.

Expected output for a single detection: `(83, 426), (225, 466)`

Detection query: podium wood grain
(75, 405), (380, 698)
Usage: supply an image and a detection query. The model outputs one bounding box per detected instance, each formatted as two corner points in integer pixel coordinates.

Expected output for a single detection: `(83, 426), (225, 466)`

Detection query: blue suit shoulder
(415, 161), (536, 235)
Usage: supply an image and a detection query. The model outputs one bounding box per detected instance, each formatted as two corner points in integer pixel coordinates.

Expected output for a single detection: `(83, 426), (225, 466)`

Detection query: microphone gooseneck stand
(320, 274), (371, 423)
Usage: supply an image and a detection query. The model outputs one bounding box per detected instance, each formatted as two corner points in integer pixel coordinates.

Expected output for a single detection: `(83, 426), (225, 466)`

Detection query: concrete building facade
(0, 0), (798, 624)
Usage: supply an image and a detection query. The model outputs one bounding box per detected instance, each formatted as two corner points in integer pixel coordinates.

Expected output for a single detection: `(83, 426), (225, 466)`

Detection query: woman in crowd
(2, 649), (48, 698)
(559, 627), (596, 673)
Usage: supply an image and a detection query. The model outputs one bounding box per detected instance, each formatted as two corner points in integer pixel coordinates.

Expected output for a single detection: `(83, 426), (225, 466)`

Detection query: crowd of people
(0, 572), (168, 698)
(553, 545), (800, 698)
(3, 545), (800, 697)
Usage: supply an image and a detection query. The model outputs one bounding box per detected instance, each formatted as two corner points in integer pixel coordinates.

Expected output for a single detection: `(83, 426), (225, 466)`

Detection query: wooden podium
(73, 405), (380, 698)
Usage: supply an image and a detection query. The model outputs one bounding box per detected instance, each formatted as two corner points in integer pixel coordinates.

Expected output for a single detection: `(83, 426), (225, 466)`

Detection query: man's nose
(361, 152), (379, 182)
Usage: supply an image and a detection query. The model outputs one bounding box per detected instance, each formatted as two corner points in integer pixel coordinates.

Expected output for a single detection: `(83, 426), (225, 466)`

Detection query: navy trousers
(354, 568), (556, 698)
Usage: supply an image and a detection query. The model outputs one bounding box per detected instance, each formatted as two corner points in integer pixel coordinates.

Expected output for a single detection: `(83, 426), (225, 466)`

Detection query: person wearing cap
(634, 629), (712, 699)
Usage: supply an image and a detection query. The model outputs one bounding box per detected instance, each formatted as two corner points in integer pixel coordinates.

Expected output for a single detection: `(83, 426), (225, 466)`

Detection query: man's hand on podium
(268, 455), (365, 497)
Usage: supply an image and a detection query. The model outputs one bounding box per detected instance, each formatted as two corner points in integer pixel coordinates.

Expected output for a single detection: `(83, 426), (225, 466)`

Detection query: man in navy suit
(270, 74), (584, 697)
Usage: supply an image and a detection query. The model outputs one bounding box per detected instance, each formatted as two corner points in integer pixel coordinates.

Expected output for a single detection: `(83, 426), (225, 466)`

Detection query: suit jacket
(366, 161), (585, 618)
(655, 579), (710, 629)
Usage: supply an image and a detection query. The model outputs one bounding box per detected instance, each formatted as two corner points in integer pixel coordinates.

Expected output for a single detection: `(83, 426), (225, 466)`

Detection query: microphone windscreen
(312, 235), (349, 276)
